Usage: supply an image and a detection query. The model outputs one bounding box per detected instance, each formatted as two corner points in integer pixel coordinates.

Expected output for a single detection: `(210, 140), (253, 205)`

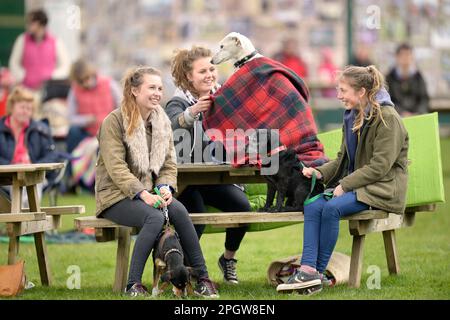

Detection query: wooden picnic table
(177, 163), (265, 195)
(0, 163), (84, 286)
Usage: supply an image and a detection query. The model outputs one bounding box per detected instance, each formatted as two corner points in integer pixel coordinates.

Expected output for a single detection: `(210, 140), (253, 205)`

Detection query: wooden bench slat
(21, 205), (85, 215)
(0, 212), (46, 223)
(342, 210), (389, 220)
(7, 216), (59, 236)
(74, 209), (393, 231)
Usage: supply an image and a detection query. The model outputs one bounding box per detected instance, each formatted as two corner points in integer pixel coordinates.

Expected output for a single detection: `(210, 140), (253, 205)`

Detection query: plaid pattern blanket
(203, 57), (327, 167)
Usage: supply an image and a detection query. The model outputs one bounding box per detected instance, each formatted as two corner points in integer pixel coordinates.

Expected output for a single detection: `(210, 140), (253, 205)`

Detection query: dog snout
(211, 54), (221, 65)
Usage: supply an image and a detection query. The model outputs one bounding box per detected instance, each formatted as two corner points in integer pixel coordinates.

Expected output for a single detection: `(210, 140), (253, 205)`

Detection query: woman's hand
(302, 167), (322, 179)
(189, 95), (212, 116)
(139, 190), (166, 208)
(159, 186), (173, 206)
(333, 184), (345, 197)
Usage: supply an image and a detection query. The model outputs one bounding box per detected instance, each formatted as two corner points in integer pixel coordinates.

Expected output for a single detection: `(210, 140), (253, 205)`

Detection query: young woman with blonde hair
(95, 66), (218, 297)
(277, 65), (409, 295)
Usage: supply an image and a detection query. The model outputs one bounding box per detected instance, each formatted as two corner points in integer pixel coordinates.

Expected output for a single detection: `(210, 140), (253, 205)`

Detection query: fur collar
(122, 105), (172, 176)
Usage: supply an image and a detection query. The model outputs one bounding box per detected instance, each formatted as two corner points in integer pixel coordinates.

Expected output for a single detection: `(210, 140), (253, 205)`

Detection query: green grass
(1, 139), (449, 300)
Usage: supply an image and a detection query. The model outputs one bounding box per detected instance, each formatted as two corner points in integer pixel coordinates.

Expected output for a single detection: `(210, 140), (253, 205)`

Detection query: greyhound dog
(211, 32), (263, 69)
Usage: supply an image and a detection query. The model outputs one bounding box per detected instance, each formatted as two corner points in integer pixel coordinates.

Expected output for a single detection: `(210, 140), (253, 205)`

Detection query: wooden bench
(0, 163), (85, 286)
(74, 112), (444, 293)
(74, 205), (435, 292)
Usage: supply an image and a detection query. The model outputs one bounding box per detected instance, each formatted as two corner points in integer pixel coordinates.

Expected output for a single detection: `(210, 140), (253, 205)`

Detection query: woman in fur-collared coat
(95, 66), (218, 298)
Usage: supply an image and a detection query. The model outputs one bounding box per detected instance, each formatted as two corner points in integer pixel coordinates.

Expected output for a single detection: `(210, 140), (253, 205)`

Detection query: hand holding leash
(154, 187), (170, 227)
(333, 184), (345, 197)
(159, 186), (173, 206)
(302, 167), (322, 179)
(140, 190), (166, 208)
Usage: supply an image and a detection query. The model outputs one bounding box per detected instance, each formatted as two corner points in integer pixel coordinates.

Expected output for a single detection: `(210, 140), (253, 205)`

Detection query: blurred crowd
(0, 8), (430, 198)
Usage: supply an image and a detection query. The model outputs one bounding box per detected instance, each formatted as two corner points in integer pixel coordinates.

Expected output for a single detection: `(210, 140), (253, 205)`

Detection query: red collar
(267, 145), (287, 157)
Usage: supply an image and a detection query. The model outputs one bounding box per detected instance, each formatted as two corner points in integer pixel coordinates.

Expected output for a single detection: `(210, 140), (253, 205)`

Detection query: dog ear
(231, 36), (242, 47)
(155, 258), (166, 268)
(161, 271), (172, 283)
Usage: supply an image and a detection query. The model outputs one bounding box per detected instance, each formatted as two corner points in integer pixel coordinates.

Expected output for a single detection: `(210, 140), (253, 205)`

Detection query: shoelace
(225, 260), (238, 279)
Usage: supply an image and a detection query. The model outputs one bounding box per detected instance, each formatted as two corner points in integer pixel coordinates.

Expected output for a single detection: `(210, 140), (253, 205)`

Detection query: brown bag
(267, 251), (351, 286)
(0, 260), (26, 297)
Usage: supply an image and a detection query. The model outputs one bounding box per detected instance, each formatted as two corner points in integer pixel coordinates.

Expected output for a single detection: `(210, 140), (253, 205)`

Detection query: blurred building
(0, 0), (449, 131)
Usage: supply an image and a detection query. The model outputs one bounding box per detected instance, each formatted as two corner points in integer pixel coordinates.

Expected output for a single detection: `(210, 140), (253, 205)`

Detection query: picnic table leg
(27, 184), (52, 286)
(8, 235), (20, 265)
(349, 234), (365, 288)
(113, 227), (131, 293)
(382, 229), (400, 275)
(7, 180), (22, 265)
(10, 181), (22, 213)
(34, 231), (52, 286)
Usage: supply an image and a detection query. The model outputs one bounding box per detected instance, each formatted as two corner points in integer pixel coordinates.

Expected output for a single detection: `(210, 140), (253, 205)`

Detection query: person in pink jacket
(9, 9), (70, 91)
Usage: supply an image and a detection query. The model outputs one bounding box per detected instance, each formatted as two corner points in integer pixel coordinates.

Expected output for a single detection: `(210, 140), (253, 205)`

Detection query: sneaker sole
(298, 284), (323, 296)
(276, 279), (322, 293)
(194, 291), (220, 299)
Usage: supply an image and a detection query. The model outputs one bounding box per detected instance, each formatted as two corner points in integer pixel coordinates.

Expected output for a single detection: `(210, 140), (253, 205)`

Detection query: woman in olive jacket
(95, 66), (218, 298)
(277, 65), (409, 294)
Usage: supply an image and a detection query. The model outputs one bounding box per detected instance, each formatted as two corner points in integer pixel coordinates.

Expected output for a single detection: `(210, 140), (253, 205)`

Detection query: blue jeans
(301, 191), (369, 273)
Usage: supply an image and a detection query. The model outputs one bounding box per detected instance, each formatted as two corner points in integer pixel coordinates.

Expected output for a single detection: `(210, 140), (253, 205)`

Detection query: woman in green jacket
(277, 65), (409, 294)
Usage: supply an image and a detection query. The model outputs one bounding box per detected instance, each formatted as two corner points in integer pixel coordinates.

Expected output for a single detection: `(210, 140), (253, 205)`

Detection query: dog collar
(267, 145), (287, 157)
(164, 248), (183, 262)
(234, 50), (258, 69)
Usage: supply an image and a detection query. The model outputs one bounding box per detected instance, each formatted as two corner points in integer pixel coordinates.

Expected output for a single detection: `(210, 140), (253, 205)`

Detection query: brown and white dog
(151, 227), (195, 297)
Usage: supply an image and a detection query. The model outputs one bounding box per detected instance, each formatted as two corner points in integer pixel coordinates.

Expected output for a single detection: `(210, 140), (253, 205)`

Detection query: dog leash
(154, 187), (170, 229)
(299, 161), (333, 206)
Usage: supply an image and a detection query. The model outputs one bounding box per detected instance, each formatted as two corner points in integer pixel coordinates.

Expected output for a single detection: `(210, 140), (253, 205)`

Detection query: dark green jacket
(317, 106), (409, 214)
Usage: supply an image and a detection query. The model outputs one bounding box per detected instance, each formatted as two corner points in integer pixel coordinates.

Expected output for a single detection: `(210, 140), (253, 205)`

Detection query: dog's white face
(211, 33), (244, 65)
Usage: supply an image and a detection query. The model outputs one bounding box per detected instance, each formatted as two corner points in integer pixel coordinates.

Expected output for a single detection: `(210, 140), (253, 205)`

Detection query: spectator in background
(349, 45), (373, 67)
(318, 48), (338, 98)
(9, 9), (70, 91)
(0, 68), (14, 117)
(0, 86), (61, 205)
(64, 59), (120, 193)
(66, 59), (121, 153)
(273, 37), (308, 78)
(386, 43), (429, 116)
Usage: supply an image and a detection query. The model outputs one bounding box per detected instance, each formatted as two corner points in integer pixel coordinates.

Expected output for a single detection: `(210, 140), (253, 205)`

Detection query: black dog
(247, 129), (324, 212)
(152, 227), (195, 297)
(262, 148), (324, 212)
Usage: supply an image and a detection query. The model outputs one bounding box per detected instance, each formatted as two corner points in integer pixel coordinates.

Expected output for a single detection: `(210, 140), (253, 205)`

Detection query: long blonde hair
(338, 65), (386, 132)
(121, 66), (161, 137)
(171, 45), (212, 96)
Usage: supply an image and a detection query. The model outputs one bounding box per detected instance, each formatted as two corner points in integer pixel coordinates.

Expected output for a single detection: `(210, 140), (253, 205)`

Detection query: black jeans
(101, 197), (208, 286)
(177, 184), (250, 252)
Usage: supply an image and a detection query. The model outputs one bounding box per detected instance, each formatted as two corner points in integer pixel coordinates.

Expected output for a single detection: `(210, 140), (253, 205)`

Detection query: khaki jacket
(317, 106), (409, 214)
(95, 107), (177, 216)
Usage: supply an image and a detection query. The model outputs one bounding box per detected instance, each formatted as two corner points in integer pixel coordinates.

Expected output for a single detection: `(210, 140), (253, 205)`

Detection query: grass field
(1, 139), (449, 300)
